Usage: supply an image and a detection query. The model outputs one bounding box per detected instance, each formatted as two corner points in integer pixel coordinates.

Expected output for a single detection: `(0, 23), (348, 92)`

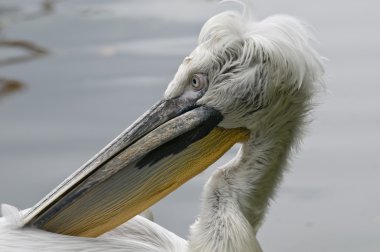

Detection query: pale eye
(190, 74), (208, 91)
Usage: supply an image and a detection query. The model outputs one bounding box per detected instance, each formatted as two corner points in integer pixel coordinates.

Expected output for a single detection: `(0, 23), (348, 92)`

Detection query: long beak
(22, 96), (249, 237)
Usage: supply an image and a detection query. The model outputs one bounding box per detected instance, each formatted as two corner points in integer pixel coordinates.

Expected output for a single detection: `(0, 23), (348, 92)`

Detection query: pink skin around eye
(192, 74), (208, 90)
(182, 74), (208, 100)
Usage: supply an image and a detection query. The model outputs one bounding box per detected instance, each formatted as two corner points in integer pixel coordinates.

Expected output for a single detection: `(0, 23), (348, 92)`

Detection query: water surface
(0, 1), (379, 251)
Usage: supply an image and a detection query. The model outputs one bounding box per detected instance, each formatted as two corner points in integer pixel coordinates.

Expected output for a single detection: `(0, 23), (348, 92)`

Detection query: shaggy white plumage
(0, 204), (187, 252)
(0, 2), (324, 251)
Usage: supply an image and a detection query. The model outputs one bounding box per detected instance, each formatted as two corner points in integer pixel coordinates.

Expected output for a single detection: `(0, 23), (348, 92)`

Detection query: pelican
(0, 4), (324, 252)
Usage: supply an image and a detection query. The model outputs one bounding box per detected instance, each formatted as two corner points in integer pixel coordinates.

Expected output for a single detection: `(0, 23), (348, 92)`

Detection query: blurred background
(0, 0), (379, 251)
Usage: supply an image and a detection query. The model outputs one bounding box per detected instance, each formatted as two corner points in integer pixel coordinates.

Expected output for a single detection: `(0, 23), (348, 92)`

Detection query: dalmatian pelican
(0, 4), (324, 252)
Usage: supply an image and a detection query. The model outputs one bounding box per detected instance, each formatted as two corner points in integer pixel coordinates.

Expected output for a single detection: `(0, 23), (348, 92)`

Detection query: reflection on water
(0, 39), (47, 67)
(0, 0), (50, 98)
(0, 0), (56, 24)
(0, 78), (24, 99)
(0, 1), (379, 252)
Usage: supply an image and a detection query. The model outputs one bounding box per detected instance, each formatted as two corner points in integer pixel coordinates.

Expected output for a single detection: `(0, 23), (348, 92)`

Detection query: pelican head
(22, 10), (324, 239)
(167, 12), (323, 133)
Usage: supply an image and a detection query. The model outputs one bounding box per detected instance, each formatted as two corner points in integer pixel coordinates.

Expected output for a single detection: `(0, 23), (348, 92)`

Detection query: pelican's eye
(191, 74), (208, 91)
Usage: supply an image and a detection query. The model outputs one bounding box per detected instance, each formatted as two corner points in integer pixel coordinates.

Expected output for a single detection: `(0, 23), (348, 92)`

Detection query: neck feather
(232, 123), (300, 231)
(188, 110), (304, 252)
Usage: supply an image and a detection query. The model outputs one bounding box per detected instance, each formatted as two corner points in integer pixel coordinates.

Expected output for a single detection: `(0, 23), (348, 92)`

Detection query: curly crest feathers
(198, 8), (324, 92)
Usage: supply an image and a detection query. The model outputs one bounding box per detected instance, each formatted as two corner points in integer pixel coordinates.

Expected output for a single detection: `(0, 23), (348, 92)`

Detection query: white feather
(0, 205), (186, 252)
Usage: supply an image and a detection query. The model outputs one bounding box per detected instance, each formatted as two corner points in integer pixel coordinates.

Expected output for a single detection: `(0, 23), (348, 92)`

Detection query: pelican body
(0, 4), (324, 252)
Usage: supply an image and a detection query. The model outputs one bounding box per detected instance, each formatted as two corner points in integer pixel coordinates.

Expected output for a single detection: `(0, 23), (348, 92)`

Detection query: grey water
(0, 0), (379, 251)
